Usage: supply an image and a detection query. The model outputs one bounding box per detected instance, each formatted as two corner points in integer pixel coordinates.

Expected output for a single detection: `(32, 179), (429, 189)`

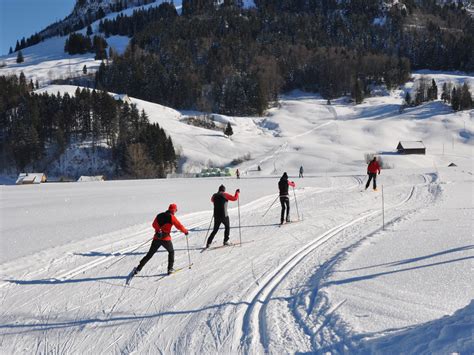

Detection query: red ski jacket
(367, 160), (381, 174)
(152, 211), (188, 241)
(211, 191), (239, 218)
(211, 191), (239, 203)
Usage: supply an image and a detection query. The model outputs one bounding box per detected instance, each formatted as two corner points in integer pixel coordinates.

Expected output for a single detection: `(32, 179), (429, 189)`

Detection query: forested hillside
(93, 0), (473, 115)
(0, 74), (176, 178)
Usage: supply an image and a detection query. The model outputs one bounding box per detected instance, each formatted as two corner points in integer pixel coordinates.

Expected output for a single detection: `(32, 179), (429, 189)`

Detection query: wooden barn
(397, 141), (426, 155)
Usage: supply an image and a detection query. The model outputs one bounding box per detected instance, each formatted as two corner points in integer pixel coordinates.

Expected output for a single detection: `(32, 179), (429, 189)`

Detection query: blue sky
(0, 0), (75, 55)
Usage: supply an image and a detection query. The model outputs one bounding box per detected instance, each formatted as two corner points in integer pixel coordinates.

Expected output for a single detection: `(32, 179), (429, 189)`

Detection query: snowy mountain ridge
(21, 0), (164, 49)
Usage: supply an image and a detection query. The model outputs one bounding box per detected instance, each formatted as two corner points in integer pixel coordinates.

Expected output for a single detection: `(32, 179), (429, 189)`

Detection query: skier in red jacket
(130, 203), (189, 277)
(206, 185), (240, 248)
(366, 157), (381, 191)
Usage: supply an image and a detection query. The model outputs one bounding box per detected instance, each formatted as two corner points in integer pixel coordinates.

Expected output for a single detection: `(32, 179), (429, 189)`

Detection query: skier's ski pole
(262, 195), (279, 217)
(185, 233), (192, 269)
(292, 186), (300, 221)
(238, 194), (242, 247)
(203, 215), (214, 246)
(382, 184), (385, 231)
(105, 238), (151, 269)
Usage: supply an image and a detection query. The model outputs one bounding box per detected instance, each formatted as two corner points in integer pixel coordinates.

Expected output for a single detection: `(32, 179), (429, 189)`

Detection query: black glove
(378, 172), (380, 175)
(236, 189), (240, 193)
(185, 231), (189, 236)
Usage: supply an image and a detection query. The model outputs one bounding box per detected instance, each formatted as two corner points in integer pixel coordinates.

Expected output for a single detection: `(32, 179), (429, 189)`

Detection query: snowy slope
(0, 35), (128, 85)
(36, 71), (474, 176)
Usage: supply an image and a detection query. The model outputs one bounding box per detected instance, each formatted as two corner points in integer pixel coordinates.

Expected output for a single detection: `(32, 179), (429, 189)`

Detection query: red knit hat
(168, 203), (178, 212)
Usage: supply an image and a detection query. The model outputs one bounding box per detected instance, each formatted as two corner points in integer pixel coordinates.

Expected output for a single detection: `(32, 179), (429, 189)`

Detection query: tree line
(95, 2), (415, 115)
(64, 33), (109, 60)
(93, 0), (473, 115)
(406, 76), (472, 111)
(0, 74), (177, 178)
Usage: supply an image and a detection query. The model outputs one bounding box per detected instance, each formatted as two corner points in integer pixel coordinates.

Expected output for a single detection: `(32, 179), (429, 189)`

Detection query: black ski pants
(207, 216), (230, 245)
(280, 196), (290, 222)
(137, 238), (174, 271)
(366, 173), (377, 190)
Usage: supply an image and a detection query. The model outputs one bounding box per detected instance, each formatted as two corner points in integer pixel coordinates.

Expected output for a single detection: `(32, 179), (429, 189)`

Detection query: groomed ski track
(0, 172), (447, 353)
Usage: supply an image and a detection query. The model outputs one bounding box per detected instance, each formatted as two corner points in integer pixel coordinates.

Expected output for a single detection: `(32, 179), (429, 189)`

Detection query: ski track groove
(163, 176), (361, 353)
(237, 182), (417, 354)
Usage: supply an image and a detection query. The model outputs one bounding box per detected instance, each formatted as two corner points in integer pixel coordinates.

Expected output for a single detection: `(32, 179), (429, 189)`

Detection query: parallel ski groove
(238, 184), (416, 353)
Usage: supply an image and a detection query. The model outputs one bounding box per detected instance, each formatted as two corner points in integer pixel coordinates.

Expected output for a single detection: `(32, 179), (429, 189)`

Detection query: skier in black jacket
(206, 185), (240, 248)
(278, 172), (296, 224)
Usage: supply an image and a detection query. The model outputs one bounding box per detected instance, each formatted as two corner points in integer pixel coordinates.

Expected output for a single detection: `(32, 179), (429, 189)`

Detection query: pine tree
(459, 83), (473, 111)
(16, 50), (24, 63)
(441, 82), (451, 103)
(451, 87), (460, 111)
(108, 46), (115, 60)
(164, 136), (177, 173)
(415, 77), (429, 105)
(352, 78), (364, 104)
(35, 80), (39, 89)
(9, 47), (13, 54)
(429, 79), (438, 100)
(93, 36), (108, 60)
(87, 25), (93, 36)
(14, 40), (20, 52)
(83, 65), (88, 74)
(19, 72), (28, 92)
(224, 122), (233, 137)
(405, 92), (412, 106)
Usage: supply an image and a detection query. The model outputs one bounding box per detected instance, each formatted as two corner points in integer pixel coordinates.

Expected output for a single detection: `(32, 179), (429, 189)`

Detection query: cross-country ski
(201, 240), (255, 252)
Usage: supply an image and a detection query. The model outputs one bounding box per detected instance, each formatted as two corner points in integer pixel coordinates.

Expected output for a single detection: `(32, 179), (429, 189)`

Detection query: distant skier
(278, 172), (296, 224)
(206, 185), (240, 248)
(366, 157), (381, 191)
(129, 204), (189, 278)
(299, 166), (304, 178)
(236, 169), (240, 179)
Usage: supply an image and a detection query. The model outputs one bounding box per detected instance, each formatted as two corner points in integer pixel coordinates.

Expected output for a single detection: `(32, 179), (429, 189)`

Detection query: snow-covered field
(2, 75), (474, 352)
(1, 165), (472, 353)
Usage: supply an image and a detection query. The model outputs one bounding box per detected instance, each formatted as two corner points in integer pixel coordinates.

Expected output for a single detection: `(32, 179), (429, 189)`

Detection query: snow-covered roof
(16, 173), (46, 184)
(113, 94), (131, 103)
(77, 175), (105, 182)
(397, 141), (425, 149)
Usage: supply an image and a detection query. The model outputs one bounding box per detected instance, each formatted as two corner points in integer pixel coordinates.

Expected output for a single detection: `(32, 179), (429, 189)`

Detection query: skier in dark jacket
(279, 172), (296, 224)
(366, 157), (381, 191)
(206, 185), (240, 248)
(129, 204), (189, 277)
